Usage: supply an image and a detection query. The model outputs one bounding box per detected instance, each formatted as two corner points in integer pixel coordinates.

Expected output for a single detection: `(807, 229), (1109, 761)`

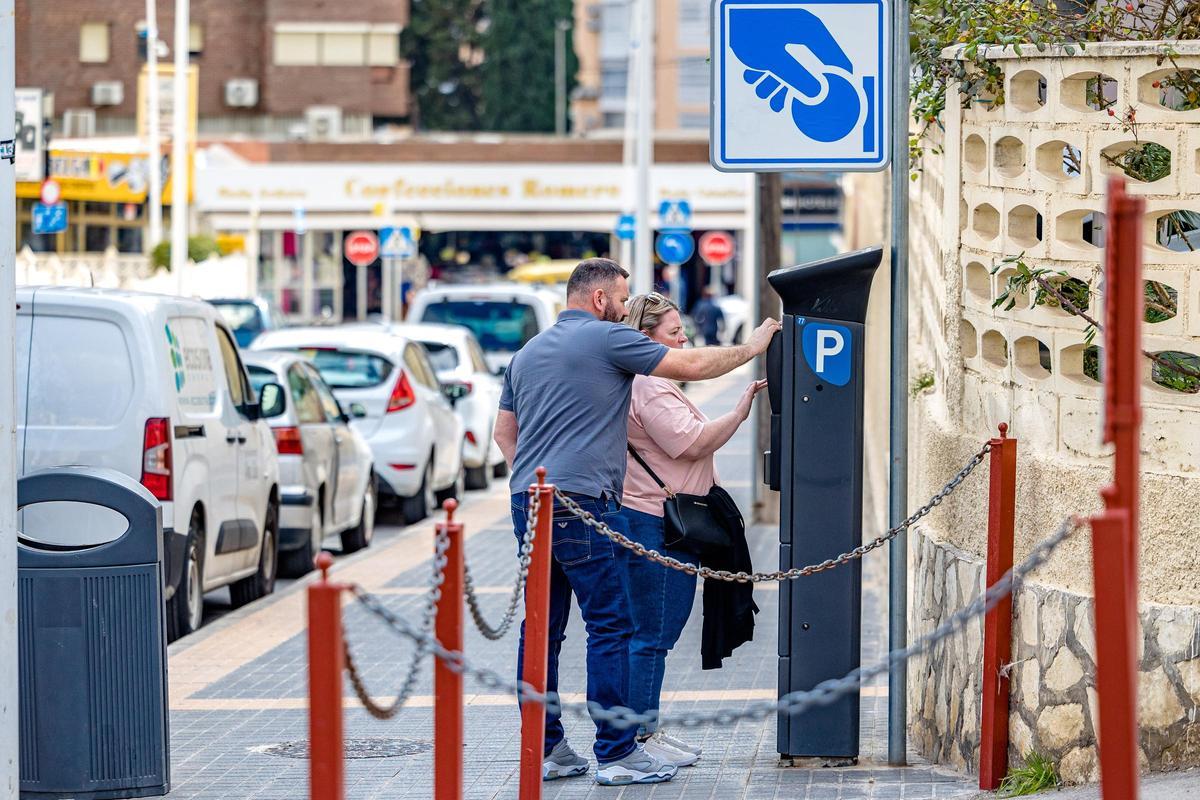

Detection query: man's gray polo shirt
(501, 309), (669, 499)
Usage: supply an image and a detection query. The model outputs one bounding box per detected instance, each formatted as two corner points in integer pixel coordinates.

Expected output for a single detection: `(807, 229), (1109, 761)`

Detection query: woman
(618, 292), (766, 766)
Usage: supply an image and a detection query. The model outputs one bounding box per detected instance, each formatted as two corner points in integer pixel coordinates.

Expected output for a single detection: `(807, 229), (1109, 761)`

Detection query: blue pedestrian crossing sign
(710, 0), (891, 172)
(32, 202), (68, 235)
(658, 200), (692, 232)
(614, 214), (636, 241)
(380, 226), (416, 259)
(655, 232), (695, 265)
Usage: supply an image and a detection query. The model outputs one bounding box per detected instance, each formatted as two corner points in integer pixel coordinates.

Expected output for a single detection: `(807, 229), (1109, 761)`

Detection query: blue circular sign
(655, 232), (695, 265)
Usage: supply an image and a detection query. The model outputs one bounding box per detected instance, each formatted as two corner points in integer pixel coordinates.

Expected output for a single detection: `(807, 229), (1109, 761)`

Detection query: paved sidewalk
(163, 367), (978, 799)
(966, 769), (1199, 799)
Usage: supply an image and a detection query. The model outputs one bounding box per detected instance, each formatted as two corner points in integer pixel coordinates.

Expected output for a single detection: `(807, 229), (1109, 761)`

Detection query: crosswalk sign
(380, 226), (416, 259)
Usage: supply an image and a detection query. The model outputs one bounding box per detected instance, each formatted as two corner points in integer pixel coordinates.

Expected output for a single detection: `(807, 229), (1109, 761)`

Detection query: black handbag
(626, 444), (742, 556)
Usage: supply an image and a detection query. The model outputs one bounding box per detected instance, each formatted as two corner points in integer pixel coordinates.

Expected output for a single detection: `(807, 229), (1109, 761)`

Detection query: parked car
(15, 286), (283, 640)
(715, 293), (748, 345)
(209, 297), (283, 348)
(359, 322), (506, 488)
(242, 351), (377, 575)
(408, 283), (563, 374)
(251, 327), (466, 523)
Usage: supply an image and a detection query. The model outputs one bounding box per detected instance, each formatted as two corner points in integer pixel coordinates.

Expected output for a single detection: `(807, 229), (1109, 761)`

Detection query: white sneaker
(543, 740), (589, 780)
(594, 744), (678, 785)
(653, 728), (702, 758)
(641, 734), (699, 767)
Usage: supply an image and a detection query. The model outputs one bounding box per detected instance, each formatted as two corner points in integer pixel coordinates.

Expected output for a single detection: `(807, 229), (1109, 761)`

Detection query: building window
(599, 1), (631, 60)
(274, 24), (402, 67)
(678, 0), (708, 48)
(678, 111), (709, 129)
(677, 56), (708, 107)
(189, 23), (204, 56)
(80, 23), (110, 63)
(600, 63), (628, 101)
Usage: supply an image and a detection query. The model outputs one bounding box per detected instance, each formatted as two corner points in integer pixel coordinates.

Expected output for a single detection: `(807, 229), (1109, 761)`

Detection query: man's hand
(748, 318), (782, 355)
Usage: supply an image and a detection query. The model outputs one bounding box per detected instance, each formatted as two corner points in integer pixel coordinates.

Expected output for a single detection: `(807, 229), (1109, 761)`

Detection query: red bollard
(435, 500), (465, 800)
(980, 423), (1017, 790)
(1091, 176), (1143, 800)
(519, 468), (555, 800)
(308, 552), (345, 800)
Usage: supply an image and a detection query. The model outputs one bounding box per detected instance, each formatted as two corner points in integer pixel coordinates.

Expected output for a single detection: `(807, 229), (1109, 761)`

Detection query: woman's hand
(735, 379), (769, 420)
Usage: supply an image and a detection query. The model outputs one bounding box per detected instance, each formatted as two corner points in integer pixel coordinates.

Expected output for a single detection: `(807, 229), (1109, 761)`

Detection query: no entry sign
(698, 231), (736, 266)
(345, 231), (380, 267)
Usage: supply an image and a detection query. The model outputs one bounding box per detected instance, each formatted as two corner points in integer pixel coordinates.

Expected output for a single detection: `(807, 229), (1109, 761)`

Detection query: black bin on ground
(18, 467), (170, 799)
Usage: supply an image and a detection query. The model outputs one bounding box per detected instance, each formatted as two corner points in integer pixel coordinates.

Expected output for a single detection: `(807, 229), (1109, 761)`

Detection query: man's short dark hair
(566, 258), (629, 300)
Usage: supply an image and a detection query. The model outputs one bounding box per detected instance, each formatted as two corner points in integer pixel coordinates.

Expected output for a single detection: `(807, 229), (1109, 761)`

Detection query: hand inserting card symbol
(729, 7), (866, 143)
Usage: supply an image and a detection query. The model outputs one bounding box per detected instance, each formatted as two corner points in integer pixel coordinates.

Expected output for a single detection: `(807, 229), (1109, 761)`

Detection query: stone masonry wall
(904, 41), (1200, 781)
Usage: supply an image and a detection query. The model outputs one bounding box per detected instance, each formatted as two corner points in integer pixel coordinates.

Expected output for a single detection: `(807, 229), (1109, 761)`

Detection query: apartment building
(572, 0), (710, 133)
(16, 0), (411, 138)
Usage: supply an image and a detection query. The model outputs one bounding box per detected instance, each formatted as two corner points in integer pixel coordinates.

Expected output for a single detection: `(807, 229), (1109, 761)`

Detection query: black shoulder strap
(627, 443), (671, 493)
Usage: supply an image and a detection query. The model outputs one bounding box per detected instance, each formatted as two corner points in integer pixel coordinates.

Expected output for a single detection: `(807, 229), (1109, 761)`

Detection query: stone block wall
(904, 41), (1200, 781)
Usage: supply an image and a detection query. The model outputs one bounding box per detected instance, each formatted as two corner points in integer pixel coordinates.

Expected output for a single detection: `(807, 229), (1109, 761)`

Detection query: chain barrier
(462, 489), (540, 640)
(343, 525), (450, 720)
(346, 513), (1082, 729)
(552, 441), (993, 583)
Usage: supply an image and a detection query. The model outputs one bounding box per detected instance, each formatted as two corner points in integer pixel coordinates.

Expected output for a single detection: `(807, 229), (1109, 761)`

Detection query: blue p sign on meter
(801, 321), (852, 386)
(710, 0), (891, 172)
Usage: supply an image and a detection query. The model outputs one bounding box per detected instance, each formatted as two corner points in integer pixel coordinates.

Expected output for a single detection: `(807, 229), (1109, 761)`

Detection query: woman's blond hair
(624, 292), (680, 334)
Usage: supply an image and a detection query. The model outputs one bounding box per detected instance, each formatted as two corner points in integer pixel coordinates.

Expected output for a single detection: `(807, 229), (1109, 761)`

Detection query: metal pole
(0, 0), (19, 790)
(619, 1), (639, 271)
(434, 501), (464, 800)
(170, 0), (190, 286)
(632, 0), (654, 293)
(518, 469), (555, 800)
(887, 0), (911, 766)
(554, 20), (570, 137)
(307, 553), (345, 800)
(145, 0), (163, 249)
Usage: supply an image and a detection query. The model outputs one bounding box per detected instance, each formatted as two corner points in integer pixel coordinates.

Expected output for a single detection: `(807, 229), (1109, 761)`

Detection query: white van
(15, 287), (282, 640)
(408, 283), (564, 374)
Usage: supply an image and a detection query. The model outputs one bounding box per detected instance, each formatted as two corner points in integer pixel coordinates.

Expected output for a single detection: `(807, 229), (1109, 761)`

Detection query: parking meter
(765, 246), (882, 759)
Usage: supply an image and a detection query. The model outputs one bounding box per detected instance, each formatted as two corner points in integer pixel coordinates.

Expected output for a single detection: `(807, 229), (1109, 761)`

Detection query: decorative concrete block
(1139, 667), (1186, 729)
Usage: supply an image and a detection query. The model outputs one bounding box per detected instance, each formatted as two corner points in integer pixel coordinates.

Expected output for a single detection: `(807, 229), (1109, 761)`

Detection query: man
(690, 288), (726, 346)
(494, 258), (780, 786)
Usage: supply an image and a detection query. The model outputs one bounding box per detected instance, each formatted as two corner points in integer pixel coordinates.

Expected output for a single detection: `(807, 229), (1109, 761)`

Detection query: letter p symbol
(802, 322), (853, 386)
(815, 329), (844, 373)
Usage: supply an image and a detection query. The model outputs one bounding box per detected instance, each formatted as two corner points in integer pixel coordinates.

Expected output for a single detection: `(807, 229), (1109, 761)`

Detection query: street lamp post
(632, 0), (654, 294)
(554, 19), (571, 137)
(145, 0), (163, 250)
(169, 0), (190, 287)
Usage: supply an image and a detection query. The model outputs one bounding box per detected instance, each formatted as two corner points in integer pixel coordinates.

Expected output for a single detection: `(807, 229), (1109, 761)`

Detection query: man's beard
(601, 304), (623, 323)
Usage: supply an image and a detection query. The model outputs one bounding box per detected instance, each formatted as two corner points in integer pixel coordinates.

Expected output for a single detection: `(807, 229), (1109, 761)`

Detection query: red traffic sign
(698, 231), (736, 266)
(345, 230), (380, 267)
(39, 178), (61, 206)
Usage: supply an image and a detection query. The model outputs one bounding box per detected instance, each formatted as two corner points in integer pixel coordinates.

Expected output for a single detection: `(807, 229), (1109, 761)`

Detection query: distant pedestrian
(494, 258), (779, 786)
(690, 288), (725, 345)
(617, 292), (765, 767)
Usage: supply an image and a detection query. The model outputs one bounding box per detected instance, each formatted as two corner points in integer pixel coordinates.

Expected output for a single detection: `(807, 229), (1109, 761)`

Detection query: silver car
(243, 350), (377, 575)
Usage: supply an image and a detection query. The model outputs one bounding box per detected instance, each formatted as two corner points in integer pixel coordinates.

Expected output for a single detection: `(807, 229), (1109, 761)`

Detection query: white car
(408, 283), (563, 374)
(251, 327), (466, 523)
(371, 322), (505, 490)
(715, 294), (749, 345)
(15, 286), (282, 640)
(243, 351), (377, 575)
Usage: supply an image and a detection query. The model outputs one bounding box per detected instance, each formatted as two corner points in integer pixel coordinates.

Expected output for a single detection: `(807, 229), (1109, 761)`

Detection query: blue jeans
(619, 507), (698, 736)
(512, 492), (637, 764)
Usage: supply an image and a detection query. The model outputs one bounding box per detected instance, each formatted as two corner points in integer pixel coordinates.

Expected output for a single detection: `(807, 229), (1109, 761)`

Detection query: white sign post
(709, 0), (891, 172)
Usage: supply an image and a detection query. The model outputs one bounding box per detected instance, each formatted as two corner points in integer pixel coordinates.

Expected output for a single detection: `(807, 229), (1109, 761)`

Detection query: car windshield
(213, 302), (262, 332)
(420, 300), (539, 354)
(247, 365), (277, 394)
(419, 341), (460, 372)
(285, 348), (394, 389)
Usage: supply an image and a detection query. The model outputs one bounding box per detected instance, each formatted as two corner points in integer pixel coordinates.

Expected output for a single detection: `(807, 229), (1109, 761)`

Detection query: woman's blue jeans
(618, 507), (698, 736)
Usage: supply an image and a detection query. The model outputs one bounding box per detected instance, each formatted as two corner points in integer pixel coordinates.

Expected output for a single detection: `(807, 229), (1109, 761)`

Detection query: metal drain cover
(255, 738), (431, 759)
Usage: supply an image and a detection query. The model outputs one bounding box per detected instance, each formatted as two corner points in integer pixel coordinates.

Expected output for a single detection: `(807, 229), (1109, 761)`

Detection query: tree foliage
(478, 0), (577, 132)
(401, 0), (486, 130)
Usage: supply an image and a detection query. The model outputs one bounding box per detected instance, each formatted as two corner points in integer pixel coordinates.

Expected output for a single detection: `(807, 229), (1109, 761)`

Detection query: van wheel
(341, 476), (377, 553)
(168, 512), (205, 641)
(231, 500), (279, 607)
(465, 462), (490, 491)
(281, 499), (322, 578)
(402, 457), (434, 525)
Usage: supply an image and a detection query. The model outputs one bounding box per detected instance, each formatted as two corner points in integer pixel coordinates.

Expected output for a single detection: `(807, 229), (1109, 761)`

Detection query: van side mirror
(259, 382), (286, 419)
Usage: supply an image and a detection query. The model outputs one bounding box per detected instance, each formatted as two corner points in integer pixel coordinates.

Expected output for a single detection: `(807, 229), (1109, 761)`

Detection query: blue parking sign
(33, 202), (68, 235)
(801, 321), (852, 386)
(710, 0), (891, 172)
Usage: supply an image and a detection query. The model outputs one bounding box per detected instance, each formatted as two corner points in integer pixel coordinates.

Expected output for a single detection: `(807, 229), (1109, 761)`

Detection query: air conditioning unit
(304, 106), (342, 141)
(62, 109), (96, 138)
(224, 78), (259, 108)
(91, 81), (124, 106)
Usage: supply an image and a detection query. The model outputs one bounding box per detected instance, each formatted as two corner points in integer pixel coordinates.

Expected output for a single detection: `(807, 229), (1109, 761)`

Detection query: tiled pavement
(163, 368), (978, 799)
